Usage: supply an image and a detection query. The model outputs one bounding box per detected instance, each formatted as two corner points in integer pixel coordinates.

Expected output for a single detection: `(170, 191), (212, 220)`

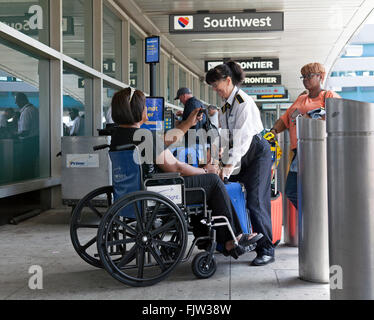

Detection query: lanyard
(225, 89), (240, 149)
(225, 89), (240, 130)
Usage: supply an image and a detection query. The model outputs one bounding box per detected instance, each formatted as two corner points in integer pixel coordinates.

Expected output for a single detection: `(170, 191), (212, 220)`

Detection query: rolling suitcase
(224, 181), (251, 234)
(271, 192), (283, 245)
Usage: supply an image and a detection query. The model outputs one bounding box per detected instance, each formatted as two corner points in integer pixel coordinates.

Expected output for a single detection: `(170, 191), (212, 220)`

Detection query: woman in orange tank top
(270, 62), (340, 209)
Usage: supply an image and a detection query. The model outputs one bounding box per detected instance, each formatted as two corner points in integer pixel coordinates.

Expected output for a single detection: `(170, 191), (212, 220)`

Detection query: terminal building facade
(0, 0), (220, 223)
(0, 1), (373, 223)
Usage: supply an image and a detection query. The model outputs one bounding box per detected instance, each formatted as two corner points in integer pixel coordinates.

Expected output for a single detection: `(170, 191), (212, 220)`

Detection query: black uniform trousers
(229, 134), (275, 256)
(184, 173), (243, 245)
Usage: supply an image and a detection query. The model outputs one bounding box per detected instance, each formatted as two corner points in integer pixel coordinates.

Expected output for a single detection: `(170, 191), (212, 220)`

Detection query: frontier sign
(170, 12), (284, 33)
(205, 58), (279, 72)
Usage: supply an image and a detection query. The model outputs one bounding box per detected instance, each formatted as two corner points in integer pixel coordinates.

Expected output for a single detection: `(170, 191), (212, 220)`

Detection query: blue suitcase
(224, 181), (252, 234)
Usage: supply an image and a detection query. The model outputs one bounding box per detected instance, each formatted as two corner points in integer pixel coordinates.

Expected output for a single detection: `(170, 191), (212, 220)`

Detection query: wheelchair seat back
(109, 146), (143, 218)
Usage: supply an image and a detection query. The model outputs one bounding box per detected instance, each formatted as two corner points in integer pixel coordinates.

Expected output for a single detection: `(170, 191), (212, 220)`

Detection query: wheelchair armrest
(150, 172), (181, 179)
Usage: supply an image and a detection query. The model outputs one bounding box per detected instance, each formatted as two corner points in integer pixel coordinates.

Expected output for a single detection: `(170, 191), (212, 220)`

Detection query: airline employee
(206, 61), (274, 266)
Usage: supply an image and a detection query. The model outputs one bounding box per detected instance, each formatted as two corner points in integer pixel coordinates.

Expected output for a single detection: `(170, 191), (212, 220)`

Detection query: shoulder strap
(235, 94), (244, 104)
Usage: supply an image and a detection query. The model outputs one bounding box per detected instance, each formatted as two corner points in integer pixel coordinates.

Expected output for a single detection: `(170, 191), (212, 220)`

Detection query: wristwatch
(270, 127), (278, 134)
(203, 167), (208, 174)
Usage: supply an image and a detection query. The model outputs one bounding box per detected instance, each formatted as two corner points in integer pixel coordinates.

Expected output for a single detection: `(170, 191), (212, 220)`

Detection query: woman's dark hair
(111, 87), (146, 125)
(205, 60), (245, 86)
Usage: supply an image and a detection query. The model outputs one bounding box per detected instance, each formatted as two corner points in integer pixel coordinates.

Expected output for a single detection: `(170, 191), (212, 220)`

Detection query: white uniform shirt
(219, 86), (264, 168)
(106, 107), (114, 124)
(18, 104), (39, 137)
(70, 116), (85, 136)
(208, 112), (219, 129)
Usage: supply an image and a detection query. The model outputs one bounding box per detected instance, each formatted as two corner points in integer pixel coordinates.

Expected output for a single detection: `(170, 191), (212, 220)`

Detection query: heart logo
(178, 17), (190, 28)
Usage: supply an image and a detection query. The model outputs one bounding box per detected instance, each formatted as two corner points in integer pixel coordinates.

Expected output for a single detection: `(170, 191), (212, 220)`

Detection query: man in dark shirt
(175, 87), (206, 130)
(174, 87), (206, 149)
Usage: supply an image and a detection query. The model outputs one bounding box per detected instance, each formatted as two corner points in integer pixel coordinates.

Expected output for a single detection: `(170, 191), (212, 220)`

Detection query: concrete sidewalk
(0, 209), (329, 300)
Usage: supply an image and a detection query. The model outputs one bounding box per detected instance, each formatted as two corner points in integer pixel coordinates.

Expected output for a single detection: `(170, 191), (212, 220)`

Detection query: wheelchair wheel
(70, 186), (114, 268)
(192, 252), (217, 279)
(97, 191), (188, 287)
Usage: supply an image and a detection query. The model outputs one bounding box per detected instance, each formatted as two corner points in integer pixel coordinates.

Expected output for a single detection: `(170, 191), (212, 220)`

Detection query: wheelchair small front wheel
(192, 252), (217, 279)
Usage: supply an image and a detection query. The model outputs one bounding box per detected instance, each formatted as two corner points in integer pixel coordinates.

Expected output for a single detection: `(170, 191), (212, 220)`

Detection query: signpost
(145, 36), (160, 97)
(141, 97), (165, 131)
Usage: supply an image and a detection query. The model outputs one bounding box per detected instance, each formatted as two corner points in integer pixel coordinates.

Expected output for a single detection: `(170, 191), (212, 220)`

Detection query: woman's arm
(270, 118), (287, 136)
(156, 148), (218, 176)
(164, 108), (202, 147)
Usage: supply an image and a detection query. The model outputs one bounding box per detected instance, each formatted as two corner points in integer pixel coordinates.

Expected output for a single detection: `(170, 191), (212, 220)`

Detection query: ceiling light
(202, 50), (279, 54)
(191, 37), (281, 42)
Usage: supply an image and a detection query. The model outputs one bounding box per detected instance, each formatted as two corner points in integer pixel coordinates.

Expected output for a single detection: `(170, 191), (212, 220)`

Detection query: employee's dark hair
(205, 60), (245, 86)
(111, 87), (146, 125)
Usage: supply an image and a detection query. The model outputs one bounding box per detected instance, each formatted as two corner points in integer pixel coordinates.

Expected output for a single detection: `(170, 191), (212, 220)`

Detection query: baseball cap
(174, 87), (192, 100)
(208, 105), (218, 110)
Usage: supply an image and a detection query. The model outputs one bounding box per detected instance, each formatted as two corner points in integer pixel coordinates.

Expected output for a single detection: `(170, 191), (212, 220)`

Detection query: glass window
(208, 87), (213, 104)
(178, 69), (187, 107)
(63, 0), (93, 66)
(200, 81), (205, 101)
(62, 66), (92, 137)
(0, 0), (49, 46)
(102, 82), (120, 127)
(103, 5), (122, 81)
(0, 39), (50, 185)
(130, 28), (144, 90)
(179, 69), (186, 89)
(167, 60), (174, 103)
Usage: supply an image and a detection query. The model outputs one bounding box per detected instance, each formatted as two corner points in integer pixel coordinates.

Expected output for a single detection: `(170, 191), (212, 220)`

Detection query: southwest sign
(243, 74), (282, 86)
(205, 58), (279, 72)
(170, 12), (284, 33)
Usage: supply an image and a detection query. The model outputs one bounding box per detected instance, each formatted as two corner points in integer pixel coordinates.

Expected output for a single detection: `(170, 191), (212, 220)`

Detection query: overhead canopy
(116, 0), (374, 101)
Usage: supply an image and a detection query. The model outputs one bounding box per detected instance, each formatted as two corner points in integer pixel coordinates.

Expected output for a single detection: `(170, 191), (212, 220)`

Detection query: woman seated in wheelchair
(110, 87), (263, 259)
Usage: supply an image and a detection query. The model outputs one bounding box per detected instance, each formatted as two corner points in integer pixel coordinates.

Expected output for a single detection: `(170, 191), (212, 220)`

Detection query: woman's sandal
(223, 233), (264, 259)
(238, 233), (264, 248)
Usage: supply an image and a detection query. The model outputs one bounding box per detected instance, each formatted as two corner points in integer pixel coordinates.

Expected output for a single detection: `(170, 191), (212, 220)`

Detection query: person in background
(174, 87), (206, 146)
(15, 92), (39, 138)
(68, 108), (85, 136)
(0, 108), (15, 128)
(269, 62), (341, 209)
(206, 60), (275, 266)
(0, 108), (16, 139)
(14, 92), (39, 179)
(207, 105), (219, 129)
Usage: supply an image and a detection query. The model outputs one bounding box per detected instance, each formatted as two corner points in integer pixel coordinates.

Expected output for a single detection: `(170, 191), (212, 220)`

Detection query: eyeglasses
(211, 78), (228, 89)
(300, 73), (320, 80)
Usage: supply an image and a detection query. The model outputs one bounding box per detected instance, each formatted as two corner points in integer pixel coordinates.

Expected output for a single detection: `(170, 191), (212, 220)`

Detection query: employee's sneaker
(251, 254), (275, 266)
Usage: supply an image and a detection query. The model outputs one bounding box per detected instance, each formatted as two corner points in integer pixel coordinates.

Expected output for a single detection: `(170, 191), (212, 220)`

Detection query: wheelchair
(70, 143), (241, 287)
